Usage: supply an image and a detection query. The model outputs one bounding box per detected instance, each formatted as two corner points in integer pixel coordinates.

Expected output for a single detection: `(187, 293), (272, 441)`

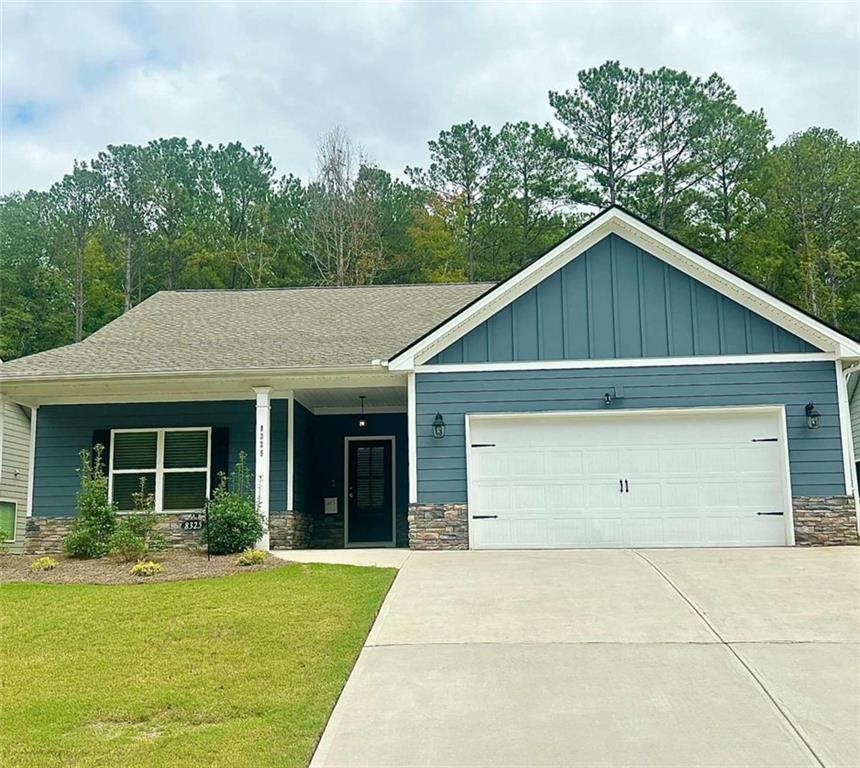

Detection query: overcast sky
(1, 1), (857, 194)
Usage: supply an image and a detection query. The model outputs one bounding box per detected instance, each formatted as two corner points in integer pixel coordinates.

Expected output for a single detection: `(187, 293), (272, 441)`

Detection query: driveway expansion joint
(634, 550), (827, 768)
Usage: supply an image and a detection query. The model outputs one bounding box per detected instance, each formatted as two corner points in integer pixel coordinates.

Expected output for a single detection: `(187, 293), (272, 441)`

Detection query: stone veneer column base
(24, 513), (206, 555)
(793, 496), (859, 546)
(408, 503), (469, 550)
(269, 510), (312, 549)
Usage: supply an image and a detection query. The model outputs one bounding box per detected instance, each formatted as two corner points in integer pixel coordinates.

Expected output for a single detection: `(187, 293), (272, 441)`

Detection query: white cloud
(1, 0), (857, 194)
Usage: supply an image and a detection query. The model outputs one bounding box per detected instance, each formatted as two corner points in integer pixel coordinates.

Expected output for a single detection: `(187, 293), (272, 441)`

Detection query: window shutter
(92, 429), (111, 475)
(210, 427), (230, 493)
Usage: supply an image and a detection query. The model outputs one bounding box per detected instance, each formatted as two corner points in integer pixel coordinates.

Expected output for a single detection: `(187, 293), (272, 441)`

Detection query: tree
(494, 121), (575, 268)
(359, 165), (424, 283)
(550, 61), (653, 206)
(0, 192), (73, 358)
(637, 69), (734, 229)
(407, 121), (498, 280)
(693, 104), (771, 267)
(762, 128), (859, 326)
(47, 161), (104, 341)
(303, 128), (383, 286)
(94, 144), (153, 311)
(144, 138), (206, 290)
(210, 142), (278, 288)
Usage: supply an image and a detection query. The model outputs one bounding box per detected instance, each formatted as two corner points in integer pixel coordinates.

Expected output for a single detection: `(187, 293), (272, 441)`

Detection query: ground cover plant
(0, 563), (395, 767)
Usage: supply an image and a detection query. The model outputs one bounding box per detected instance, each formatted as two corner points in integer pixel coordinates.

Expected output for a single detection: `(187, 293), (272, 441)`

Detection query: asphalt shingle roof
(0, 283), (493, 379)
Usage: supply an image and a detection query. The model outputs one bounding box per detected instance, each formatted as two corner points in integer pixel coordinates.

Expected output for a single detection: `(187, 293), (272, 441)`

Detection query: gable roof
(388, 206), (860, 369)
(0, 283), (492, 381)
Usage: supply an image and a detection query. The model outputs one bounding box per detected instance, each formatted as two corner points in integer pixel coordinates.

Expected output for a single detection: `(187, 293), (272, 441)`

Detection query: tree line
(2, 60), (858, 360)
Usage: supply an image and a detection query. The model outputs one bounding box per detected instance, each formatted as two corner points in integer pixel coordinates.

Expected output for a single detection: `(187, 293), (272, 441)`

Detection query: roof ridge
(160, 282), (496, 294)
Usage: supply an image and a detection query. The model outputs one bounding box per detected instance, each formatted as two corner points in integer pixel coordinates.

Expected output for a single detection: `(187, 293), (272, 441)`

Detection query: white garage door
(467, 408), (791, 549)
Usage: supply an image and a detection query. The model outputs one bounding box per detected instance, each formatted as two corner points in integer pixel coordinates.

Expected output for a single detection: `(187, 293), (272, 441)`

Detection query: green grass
(0, 563), (396, 767)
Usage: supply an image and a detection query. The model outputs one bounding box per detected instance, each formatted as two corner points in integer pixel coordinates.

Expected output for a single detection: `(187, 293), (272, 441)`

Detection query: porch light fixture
(357, 395), (368, 429)
(805, 402), (821, 430)
(432, 412), (446, 439)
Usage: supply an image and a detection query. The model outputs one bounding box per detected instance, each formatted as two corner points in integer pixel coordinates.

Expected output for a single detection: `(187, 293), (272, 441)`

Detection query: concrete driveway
(311, 548), (860, 768)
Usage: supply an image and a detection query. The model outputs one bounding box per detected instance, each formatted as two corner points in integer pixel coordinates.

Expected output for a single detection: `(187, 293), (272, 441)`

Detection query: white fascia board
(415, 352), (836, 374)
(388, 209), (860, 370)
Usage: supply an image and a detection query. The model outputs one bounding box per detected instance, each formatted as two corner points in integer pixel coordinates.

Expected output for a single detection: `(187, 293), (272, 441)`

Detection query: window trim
(0, 498), (17, 542)
(108, 427), (212, 513)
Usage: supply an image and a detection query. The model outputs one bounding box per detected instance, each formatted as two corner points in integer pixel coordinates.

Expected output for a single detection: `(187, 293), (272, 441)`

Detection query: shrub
(30, 556), (58, 571)
(235, 548), (267, 566)
(64, 445), (117, 558)
(130, 560), (162, 577)
(109, 478), (167, 561)
(203, 452), (264, 555)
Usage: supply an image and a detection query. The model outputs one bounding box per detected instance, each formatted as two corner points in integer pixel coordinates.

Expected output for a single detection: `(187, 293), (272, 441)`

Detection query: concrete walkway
(311, 547), (860, 768)
(271, 548), (411, 569)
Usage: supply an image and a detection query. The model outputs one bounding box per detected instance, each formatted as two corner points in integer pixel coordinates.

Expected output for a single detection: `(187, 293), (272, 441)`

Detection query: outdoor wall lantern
(805, 402), (821, 430)
(432, 412), (446, 439)
(603, 385), (624, 406)
(357, 395), (368, 429)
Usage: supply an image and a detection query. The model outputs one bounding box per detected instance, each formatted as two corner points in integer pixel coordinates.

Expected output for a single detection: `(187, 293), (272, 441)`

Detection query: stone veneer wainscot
(268, 510), (312, 549)
(24, 513), (206, 555)
(793, 496), (859, 546)
(408, 503), (469, 550)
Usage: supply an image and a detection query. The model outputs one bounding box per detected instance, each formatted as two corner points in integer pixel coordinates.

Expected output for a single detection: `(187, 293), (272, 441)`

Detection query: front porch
(20, 374), (414, 553)
(278, 391), (410, 550)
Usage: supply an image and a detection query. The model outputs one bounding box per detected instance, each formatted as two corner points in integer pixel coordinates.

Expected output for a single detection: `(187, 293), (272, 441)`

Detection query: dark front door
(347, 439), (394, 545)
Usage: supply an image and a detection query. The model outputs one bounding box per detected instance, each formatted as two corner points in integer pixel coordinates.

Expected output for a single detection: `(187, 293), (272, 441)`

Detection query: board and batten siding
(415, 361), (845, 504)
(429, 234), (818, 365)
(0, 400), (31, 551)
(32, 399), (288, 517)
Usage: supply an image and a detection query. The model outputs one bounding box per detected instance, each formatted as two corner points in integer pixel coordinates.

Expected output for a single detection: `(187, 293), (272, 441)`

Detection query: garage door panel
(623, 448), (663, 474)
(546, 450), (584, 475)
(468, 408), (789, 549)
(546, 484), (585, 509)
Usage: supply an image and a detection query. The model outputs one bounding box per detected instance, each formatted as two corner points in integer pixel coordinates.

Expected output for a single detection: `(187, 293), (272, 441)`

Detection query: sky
(1, 0), (858, 194)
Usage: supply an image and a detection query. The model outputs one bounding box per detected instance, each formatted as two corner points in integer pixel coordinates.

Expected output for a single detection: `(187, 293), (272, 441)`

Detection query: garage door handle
(472, 515), (498, 520)
(756, 511), (784, 516)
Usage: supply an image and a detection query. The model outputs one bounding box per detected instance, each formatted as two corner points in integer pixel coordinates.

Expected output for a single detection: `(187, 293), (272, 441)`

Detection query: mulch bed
(0, 549), (288, 585)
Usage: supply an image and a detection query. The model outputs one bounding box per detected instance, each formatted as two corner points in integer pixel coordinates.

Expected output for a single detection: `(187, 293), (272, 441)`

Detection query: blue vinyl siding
(415, 361), (845, 503)
(32, 399), (288, 516)
(428, 234), (818, 364)
(292, 401), (315, 514)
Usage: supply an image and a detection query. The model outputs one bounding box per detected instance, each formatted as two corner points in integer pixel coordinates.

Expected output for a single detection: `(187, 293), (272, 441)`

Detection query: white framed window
(108, 428), (211, 513)
(0, 499), (16, 542)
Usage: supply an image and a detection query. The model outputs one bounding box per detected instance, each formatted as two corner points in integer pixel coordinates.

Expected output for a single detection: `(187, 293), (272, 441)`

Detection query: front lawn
(0, 563), (395, 767)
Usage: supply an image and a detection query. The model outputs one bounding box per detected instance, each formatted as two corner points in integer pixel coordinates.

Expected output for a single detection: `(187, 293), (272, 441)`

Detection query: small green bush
(203, 452), (264, 555)
(64, 445), (117, 559)
(235, 548), (267, 566)
(30, 556), (58, 571)
(130, 560), (162, 577)
(109, 478), (167, 561)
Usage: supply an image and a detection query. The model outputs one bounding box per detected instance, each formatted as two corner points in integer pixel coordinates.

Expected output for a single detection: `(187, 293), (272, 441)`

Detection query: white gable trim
(387, 208), (860, 370)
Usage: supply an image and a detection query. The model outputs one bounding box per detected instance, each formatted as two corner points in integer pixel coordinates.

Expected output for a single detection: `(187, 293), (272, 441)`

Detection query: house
(0, 390), (32, 552)
(1, 207), (858, 553)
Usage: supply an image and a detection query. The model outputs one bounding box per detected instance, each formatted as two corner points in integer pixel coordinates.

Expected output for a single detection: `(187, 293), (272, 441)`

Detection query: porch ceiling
(295, 386), (406, 413)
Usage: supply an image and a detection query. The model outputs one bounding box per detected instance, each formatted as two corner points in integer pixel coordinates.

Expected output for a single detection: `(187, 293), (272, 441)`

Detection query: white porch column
(253, 387), (272, 549)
